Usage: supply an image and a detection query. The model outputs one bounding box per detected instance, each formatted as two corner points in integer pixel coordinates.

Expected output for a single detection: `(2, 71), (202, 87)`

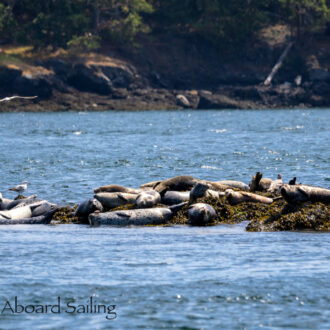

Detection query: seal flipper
(117, 194), (128, 202)
(169, 202), (188, 215)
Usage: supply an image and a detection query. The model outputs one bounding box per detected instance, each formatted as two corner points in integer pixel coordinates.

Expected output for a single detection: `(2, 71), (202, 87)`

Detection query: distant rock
(0, 67), (22, 89)
(13, 75), (52, 98)
(46, 58), (72, 79)
(198, 90), (242, 109)
(96, 65), (133, 88)
(308, 68), (330, 82)
(67, 64), (112, 95)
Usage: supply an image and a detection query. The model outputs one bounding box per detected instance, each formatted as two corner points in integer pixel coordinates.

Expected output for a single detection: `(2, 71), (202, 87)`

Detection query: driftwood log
(281, 185), (330, 204)
(264, 42), (294, 86)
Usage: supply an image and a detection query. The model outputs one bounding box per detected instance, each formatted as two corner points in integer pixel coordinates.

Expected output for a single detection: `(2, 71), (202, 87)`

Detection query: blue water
(0, 109), (329, 329)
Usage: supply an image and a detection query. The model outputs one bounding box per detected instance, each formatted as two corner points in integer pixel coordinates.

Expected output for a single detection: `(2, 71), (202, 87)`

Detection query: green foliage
(0, 3), (17, 40)
(99, 0), (154, 43)
(1, 0), (330, 50)
(279, 0), (330, 38)
(67, 34), (101, 51)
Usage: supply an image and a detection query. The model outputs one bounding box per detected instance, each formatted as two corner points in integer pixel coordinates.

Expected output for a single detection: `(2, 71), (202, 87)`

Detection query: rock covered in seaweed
(246, 202), (330, 231)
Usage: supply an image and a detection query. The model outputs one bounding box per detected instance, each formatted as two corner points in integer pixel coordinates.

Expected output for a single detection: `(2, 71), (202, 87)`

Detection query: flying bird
(9, 181), (28, 196)
(0, 96), (37, 102)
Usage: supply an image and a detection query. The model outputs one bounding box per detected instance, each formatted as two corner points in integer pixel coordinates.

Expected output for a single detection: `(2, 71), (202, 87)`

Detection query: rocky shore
(1, 40), (330, 111)
(1, 173), (329, 231)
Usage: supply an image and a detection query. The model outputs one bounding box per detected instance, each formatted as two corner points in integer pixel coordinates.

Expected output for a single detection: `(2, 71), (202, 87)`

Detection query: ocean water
(0, 109), (329, 329)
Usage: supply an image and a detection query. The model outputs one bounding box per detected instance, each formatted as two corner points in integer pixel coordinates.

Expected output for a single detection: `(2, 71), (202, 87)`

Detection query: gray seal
(188, 203), (217, 226)
(75, 198), (104, 223)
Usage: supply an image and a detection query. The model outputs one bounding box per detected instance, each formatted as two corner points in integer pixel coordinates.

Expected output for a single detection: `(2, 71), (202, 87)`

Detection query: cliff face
(0, 29), (330, 111)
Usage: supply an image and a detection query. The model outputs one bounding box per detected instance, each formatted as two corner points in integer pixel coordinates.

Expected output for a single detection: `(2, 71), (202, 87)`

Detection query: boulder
(0, 67), (22, 90)
(46, 58), (72, 78)
(308, 68), (330, 82)
(96, 65), (134, 88)
(67, 64), (112, 95)
(198, 91), (242, 109)
(13, 75), (52, 98)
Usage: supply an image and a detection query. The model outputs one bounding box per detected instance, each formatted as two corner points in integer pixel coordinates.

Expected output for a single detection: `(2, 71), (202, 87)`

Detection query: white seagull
(0, 96), (37, 103)
(9, 181), (28, 196)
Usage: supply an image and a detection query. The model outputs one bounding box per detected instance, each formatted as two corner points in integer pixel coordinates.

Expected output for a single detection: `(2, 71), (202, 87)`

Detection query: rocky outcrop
(67, 64), (113, 95)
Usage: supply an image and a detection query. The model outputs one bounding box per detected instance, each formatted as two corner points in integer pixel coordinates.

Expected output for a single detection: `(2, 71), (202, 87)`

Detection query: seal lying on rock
(75, 198), (104, 223)
(189, 183), (224, 202)
(249, 172), (278, 192)
(153, 175), (198, 196)
(0, 207), (58, 225)
(268, 174), (283, 193)
(281, 185), (330, 204)
(136, 191), (161, 208)
(94, 184), (140, 194)
(188, 203), (217, 226)
(0, 205), (33, 220)
(162, 191), (190, 205)
(89, 203), (187, 226)
(139, 180), (161, 189)
(95, 192), (137, 209)
(225, 189), (273, 205)
(0, 197), (13, 210)
(216, 180), (249, 191)
(7, 195), (37, 210)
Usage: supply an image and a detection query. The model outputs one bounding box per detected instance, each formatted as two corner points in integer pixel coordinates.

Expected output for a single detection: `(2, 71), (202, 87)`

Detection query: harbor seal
(139, 180), (161, 189)
(94, 184), (140, 194)
(136, 191), (161, 208)
(225, 189), (273, 205)
(268, 174), (283, 193)
(7, 195), (38, 210)
(188, 203), (217, 226)
(0, 207), (58, 225)
(153, 176), (198, 196)
(281, 184), (330, 204)
(95, 192), (137, 210)
(75, 198), (104, 223)
(89, 203), (187, 226)
(89, 208), (173, 226)
(161, 191), (190, 205)
(0, 197), (13, 210)
(189, 183), (223, 202)
(216, 180), (249, 191)
(0, 205), (33, 220)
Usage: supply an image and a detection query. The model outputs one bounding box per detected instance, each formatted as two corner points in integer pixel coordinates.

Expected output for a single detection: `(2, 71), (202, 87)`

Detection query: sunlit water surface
(0, 109), (329, 329)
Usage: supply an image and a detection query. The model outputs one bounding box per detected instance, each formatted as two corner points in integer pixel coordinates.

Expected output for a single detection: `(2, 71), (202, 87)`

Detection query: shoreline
(1, 84), (330, 112)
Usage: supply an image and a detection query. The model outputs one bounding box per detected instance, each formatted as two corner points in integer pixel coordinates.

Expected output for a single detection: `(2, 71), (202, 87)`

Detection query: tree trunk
(264, 42), (294, 86)
(92, 5), (100, 33)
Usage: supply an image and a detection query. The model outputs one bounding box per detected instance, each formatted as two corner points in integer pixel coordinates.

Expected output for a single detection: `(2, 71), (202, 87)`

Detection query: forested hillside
(1, 1), (330, 111)
(0, 0), (329, 49)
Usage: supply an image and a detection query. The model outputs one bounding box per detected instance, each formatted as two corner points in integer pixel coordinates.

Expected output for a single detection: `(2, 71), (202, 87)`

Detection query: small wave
(281, 125), (304, 131)
(201, 165), (221, 170)
(209, 129), (227, 133)
(73, 131), (82, 135)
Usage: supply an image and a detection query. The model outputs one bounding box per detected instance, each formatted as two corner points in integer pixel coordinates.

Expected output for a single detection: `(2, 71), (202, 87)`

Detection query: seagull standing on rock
(9, 181), (28, 197)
